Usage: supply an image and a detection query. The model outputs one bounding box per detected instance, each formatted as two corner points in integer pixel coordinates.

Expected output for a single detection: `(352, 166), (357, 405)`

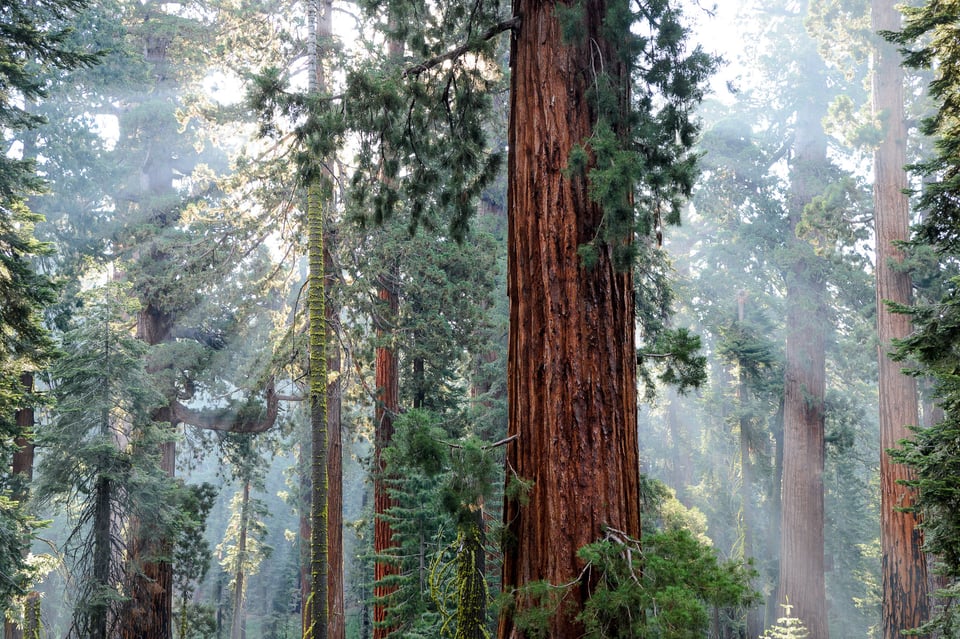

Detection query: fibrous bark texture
(373, 264), (400, 639)
(873, 0), (928, 635)
(497, 1), (641, 636)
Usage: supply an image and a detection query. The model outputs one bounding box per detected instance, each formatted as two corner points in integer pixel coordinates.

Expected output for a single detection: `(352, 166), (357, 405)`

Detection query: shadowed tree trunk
(496, 1), (641, 636)
(372, 29), (404, 639)
(326, 224), (344, 639)
(873, 0), (929, 635)
(5, 373), (34, 639)
(736, 294), (764, 639)
(230, 482), (251, 639)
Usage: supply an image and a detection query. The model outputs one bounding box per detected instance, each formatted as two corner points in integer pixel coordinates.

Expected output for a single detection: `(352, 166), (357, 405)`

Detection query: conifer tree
(883, 1), (960, 635)
(0, 0), (98, 620)
(872, 0), (929, 635)
(338, 0), (714, 636)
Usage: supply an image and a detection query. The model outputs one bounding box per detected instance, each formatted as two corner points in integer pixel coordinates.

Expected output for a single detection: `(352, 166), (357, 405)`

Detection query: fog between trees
(0, 0), (956, 638)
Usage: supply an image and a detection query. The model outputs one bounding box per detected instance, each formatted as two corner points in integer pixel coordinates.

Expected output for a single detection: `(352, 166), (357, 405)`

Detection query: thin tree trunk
(326, 225), (345, 639)
(873, 1), (929, 635)
(766, 398), (785, 628)
(372, 260), (400, 638)
(372, 30), (405, 639)
(778, 47), (830, 635)
(497, 2), (641, 636)
(737, 294), (764, 639)
(230, 482), (250, 639)
(5, 373), (34, 639)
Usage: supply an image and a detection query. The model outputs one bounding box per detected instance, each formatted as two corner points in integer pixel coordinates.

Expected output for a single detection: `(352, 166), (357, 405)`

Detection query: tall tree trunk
(766, 398), (785, 628)
(737, 294), (763, 639)
(306, 153), (330, 639)
(497, 2), (641, 636)
(372, 30), (404, 638)
(5, 373), (34, 639)
(305, 0), (333, 635)
(778, 48), (829, 638)
(326, 225), (345, 639)
(230, 482), (250, 639)
(372, 260), (400, 639)
(873, 1), (929, 635)
(124, 305), (176, 639)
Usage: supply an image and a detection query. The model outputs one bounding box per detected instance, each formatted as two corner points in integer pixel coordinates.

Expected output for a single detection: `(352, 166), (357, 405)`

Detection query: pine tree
(34, 283), (171, 639)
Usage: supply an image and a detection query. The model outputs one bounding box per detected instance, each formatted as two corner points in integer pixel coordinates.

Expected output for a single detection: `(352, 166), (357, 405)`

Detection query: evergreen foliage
(34, 283), (182, 638)
(0, 0), (100, 608)
(371, 409), (503, 639)
(760, 602), (810, 639)
(502, 496), (756, 639)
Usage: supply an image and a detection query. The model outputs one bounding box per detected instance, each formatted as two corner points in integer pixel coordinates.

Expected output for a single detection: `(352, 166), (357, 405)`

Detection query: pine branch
(403, 16), (522, 77)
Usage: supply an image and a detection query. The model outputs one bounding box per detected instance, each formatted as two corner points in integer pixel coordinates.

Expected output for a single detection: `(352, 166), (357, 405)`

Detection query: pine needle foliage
(340, 0), (715, 252)
(0, 11), (102, 593)
(760, 602), (810, 639)
(883, 1), (960, 253)
(374, 410), (502, 639)
(503, 525), (756, 639)
(34, 284), (174, 639)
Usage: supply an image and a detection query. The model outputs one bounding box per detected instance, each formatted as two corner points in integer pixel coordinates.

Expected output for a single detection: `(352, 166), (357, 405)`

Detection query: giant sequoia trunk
(778, 51), (829, 639)
(872, 0), (929, 635)
(123, 306), (177, 639)
(497, 2), (641, 637)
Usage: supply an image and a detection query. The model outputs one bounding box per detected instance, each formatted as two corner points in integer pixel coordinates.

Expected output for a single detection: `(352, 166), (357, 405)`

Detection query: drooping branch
(171, 378), (279, 433)
(403, 16), (521, 78)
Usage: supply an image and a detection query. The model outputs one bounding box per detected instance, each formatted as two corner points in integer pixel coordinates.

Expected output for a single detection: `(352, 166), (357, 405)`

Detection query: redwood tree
(496, 2), (712, 634)
(342, 0), (711, 634)
(778, 43), (831, 639)
(873, 0), (929, 635)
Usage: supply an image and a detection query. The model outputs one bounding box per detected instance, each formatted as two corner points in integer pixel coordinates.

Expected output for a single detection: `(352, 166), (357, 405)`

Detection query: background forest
(2, 0), (960, 638)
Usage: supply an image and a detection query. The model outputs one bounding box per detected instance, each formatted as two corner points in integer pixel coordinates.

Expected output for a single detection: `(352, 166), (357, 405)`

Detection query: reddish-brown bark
(873, 0), (929, 635)
(777, 49), (829, 639)
(326, 230), (345, 639)
(5, 373), (34, 639)
(373, 264), (400, 639)
(496, 2), (641, 637)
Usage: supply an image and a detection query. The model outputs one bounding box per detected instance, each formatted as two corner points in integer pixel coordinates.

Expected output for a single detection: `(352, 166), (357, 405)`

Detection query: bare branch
(172, 378), (279, 433)
(403, 16), (521, 78)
